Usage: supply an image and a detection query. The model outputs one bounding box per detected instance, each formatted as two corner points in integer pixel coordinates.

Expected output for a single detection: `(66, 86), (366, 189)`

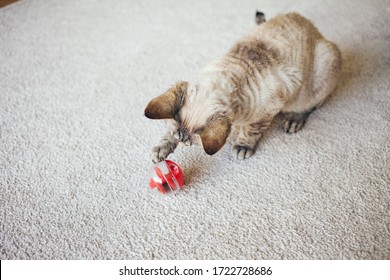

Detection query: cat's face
(144, 81), (231, 155)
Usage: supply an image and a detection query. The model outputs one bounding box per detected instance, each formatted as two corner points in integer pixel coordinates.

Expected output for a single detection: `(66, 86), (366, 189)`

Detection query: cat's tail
(255, 11), (266, 25)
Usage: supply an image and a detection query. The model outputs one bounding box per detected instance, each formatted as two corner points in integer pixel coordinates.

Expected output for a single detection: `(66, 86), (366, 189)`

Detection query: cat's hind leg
(281, 40), (341, 134)
(282, 108), (316, 134)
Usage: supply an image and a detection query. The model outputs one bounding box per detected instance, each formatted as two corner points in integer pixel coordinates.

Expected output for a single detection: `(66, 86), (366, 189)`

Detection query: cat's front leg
(151, 131), (179, 163)
(232, 118), (273, 160)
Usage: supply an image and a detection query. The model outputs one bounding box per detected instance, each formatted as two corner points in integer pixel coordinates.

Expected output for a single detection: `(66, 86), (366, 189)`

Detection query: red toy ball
(148, 160), (184, 194)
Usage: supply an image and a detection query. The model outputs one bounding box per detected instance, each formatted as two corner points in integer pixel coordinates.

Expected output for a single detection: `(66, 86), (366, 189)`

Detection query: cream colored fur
(145, 12), (341, 161)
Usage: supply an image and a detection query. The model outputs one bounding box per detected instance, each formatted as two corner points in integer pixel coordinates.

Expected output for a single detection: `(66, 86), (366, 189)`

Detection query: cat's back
(225, 13), (322, 67)
(257, 12), (323, 44)
(241, 12), (325, 74)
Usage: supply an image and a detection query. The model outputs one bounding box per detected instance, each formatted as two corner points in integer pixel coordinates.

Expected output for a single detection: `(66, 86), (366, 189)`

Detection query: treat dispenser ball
(148, 160), (184, 194)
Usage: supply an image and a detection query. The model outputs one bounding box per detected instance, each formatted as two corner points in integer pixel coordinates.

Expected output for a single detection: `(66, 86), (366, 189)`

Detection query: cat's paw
(232, 145), (255, 160)
(173, 131), (192, 146)
(151, 145), (172, 163)
(283, 119), (305, 134)
(282, 109), (315, 134)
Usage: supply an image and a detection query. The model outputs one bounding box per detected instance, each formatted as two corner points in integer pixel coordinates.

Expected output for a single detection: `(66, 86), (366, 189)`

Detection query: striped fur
(145, 12), (341, 162)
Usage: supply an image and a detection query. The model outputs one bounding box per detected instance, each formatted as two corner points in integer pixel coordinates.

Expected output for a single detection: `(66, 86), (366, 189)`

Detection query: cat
(145, 12), (341, 163)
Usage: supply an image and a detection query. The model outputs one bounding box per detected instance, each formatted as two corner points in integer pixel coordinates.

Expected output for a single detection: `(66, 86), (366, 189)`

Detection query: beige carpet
(0, 0), (389, 259)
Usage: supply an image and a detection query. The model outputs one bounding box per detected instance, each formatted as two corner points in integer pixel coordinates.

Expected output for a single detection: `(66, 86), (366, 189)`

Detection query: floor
(1, 0), (389, 260)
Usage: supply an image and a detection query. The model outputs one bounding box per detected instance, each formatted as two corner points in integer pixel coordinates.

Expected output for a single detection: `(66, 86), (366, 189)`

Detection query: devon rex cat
(145, 12), (341, 163)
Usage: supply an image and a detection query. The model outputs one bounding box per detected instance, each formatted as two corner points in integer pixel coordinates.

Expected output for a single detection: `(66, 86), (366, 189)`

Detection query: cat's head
(144, 81), (231, 155)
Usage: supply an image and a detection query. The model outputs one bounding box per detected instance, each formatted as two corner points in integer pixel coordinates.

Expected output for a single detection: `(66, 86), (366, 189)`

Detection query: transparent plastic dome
(147, 160), (184, 194)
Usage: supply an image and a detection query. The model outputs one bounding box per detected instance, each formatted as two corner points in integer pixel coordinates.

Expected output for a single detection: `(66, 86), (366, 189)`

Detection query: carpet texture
(1, 0), (389, 259)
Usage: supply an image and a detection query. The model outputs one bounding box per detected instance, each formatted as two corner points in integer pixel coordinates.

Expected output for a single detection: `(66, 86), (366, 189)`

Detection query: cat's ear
(144, 81), (188, 119)
(200, 118), (231, 155)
